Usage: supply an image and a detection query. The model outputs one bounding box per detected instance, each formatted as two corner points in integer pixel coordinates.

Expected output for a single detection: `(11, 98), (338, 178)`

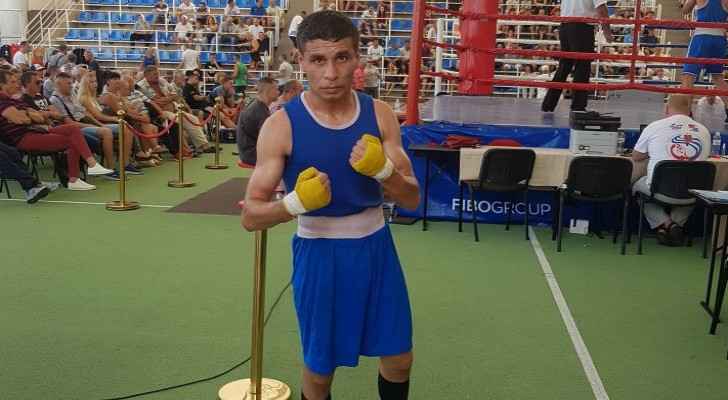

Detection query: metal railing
(26, 0), (77, 47)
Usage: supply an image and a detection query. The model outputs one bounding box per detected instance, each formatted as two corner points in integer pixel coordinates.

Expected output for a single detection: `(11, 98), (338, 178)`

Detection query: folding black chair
(636, 160), (716, 254)
(556, 156), (633, 254)
(0, 175), (11, 199)
(460, 148), (536, 242)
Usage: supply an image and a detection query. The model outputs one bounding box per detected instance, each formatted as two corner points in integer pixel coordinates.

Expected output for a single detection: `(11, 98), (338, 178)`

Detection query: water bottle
(617, 131), (625, 155)
(712, 131), (722, 157)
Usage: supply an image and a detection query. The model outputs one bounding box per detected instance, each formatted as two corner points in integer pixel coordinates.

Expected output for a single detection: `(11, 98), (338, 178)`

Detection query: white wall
(0, 0), (28, 44)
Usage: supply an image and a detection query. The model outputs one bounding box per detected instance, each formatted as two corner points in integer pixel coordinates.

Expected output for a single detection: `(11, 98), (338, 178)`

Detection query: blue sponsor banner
(400, 122), (639, 226)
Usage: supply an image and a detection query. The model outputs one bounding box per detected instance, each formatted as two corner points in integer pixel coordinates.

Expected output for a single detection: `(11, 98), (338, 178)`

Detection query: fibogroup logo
(452, 198), (552, 216)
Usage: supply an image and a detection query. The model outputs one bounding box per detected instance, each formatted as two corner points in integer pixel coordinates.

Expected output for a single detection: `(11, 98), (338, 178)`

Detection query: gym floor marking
(528, 226), (610, 400)
(0, 198), (173, 208)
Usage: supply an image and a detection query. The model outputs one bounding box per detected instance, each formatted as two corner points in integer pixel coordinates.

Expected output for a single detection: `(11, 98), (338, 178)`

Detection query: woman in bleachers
(206, 14), (219, 47)
(250, 31), (270, 71)
(375, 3), (388, 32)
(76, 73), (136, 174)
(197, 1), (210, 26)
(131, 13), (153, 48)
(154, 0), (169, 25)
(384, 61), (399, 97)
(359, 20), (374, 43)
(175, 15), (194, 44)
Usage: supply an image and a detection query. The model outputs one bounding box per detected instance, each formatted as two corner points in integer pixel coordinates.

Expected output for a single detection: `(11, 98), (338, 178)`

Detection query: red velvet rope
(221, 101), (243, 118)
(182, 111), (215, 127)
(123, 119), (175, 139)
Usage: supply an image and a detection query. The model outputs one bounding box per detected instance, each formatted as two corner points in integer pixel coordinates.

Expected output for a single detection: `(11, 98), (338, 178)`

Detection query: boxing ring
(397, 0), (728, 226)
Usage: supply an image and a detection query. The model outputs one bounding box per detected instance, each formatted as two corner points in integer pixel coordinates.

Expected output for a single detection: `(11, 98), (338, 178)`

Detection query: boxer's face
(299, 38), (359, 102)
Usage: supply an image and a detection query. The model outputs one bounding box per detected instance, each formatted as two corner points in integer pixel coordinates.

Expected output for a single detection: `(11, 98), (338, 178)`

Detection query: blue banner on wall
(400, 122), (639, 226)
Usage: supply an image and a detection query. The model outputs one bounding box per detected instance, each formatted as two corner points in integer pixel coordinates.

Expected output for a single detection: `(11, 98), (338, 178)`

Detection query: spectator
(120, 73), (166, 159)
(277, 54), (294, 83)
(142, 47), (160, 71)
(203, 52), (222, 83)
(266, 0), (284, 28)
(13, 41), (30, 70)
(43, 66), (59, 98)
(367, 40), (384, 58)
(236, 77), (278, 165)
(178, 44), (200, 72)
(0, 140), (54, 202)
(177, 0), (197, 20)
(400, 41), (410, 61)
(249, 18), (265, 38)
(84, 50), (100, 72)
(250, 0), (267, 17)
(353, 61), (365, 92)
(384, 61), (399, 96)
(632, 94), (711, 246)
(693, 96), (727, 133)
(288, 11), (306, 48)
(183, 70), (210, 115)
(77, 73), (138, 176)
(220, 16), (239, 49)
(224, 0), (241, 16)
(0, 69), (112, 190)
(47, 44), (69, 69)
(211, 76), (238, 113)
(154, 0), (169, 24)
(233, 54), (248, 95)
(359, 20), (375, 38)
(175, 15), (194, 43)
(196, 1), (209, 25)
(364, 59), (380, 98)
(137, 66), (211, 155)
(269, 79), (303, 113)
(362, 6), (377, 19)
(251, 31), (270, 70)
(205, 14), (219, 47)
(131, 14), (153, 48)
(31, 47), (45, 66)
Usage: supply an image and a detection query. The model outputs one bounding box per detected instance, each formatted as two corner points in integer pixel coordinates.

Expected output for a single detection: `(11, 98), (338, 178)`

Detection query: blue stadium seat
(155, 31), (169, 43)
(351, 18), (360, 28)
(99, 30), (111, 40)
(385, 48), (400, 57)
(65, 29), (80, 40)
(159, 50), (171, 62)
(109, 30), (122, 40)
(92, 12), (109, 22)
(80, 29), (96, 40)
(127, 49), (143, 61)
(393, 2), (413, 13)
(78, 11), (91, 22)
(199, 52), (210, 63)
(99, 0), (116, 5)
(97, 48), (114, 61)
(241, 53), (251, 64)
(87, 0), (102, 4)
(389, 36), (404, 46)
(116, 48), (128, 60)
(169, 51), (181, 62)
(207, 0), (223, 7)
(393, 20), (412, 30)
(216, 52), (231, 64)
(169, 15), (177, 24)
(144, 14), (155, 23)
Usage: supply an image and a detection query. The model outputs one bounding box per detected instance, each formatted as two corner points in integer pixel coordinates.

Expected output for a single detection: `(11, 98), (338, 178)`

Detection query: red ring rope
(182, 111), (215, 127)
(405, 0), (728, 124)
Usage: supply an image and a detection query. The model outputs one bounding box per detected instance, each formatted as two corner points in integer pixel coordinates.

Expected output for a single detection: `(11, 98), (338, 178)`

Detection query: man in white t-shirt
(175, 15), (194, 43)
(632, 94), (711, 245)
(177, 0), (197, 19)
(249, 18), (265, 38)
(13, 42), (30, 69)
(178, 44), (200, 72)
(288, 11), (306, 48)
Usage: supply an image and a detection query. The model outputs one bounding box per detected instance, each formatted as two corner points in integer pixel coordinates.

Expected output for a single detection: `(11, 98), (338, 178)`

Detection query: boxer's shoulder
(259, 107), (293, 155)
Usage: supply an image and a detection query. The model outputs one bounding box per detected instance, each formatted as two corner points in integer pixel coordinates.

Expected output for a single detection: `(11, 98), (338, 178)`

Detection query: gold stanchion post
(218, 229), (291, 400)
(206, 97), (228, 170)
(168, 103), (196, 188)
(106, 112), (140, 211)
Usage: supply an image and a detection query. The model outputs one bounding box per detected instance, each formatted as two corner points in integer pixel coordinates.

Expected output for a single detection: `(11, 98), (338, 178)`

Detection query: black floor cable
(98, 282), (292, 400)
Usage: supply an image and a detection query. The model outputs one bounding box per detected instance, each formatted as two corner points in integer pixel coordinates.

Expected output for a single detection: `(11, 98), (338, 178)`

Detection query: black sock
(378, 373), (409, 400)
(301, 393), (331, 400)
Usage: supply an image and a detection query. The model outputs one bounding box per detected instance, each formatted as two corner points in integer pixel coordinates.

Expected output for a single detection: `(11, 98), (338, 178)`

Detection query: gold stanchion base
(205, 164), (229, 169)
(167, 180), (196, 188)
(219, 378), (291, 400)
(105, 200), (140, 211)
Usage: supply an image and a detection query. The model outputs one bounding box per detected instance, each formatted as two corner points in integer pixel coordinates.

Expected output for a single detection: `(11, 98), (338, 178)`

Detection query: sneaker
(103, 171), (121, 181)
(203, 146), (217, 153)
(125, 164), (144, 175)
(25, 185), (50, 204)
(668, 223), (685, 246)
(40, 181), (61, 192)
(68, 179), (96, 191)
(87, 163), (115, 176)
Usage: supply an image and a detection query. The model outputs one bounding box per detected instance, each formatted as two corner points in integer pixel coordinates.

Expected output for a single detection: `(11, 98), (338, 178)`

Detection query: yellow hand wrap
(351, 134), (394, 182)
(282, 167), (331, 216)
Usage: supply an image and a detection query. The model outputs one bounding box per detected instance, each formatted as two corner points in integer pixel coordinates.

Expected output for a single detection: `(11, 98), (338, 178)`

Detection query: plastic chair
(80, 29), (96, 40)
(78, 12), (91, 22)
(460, 148), (536, 242)
(636, 160), (716, 254)
(556, 156), (633, 255)
(199, 52), (210, 63)
(100, 30), (111, 41)
(65, 29), (81, 40)
(158, 50), (171, 62)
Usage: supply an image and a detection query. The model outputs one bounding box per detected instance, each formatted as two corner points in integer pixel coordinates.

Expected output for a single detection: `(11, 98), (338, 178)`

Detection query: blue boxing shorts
(291, 225), (413, 376)
(683, 34), (727, 76)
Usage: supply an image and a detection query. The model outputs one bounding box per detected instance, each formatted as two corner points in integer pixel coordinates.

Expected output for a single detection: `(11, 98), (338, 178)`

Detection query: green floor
(2, 147), (728, 399)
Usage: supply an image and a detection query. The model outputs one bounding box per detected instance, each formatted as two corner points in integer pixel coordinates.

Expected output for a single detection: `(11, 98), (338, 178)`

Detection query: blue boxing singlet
(694, 0), (728, 36)
(282, 91), (383, 217)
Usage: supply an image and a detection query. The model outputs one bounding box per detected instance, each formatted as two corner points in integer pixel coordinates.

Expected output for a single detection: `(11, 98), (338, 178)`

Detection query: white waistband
(694, 28), (726, 36)
(297, 206), (385, 239)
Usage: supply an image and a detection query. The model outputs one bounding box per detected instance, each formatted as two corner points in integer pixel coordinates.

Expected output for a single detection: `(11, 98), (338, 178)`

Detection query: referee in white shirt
(541, 0), (613, 112)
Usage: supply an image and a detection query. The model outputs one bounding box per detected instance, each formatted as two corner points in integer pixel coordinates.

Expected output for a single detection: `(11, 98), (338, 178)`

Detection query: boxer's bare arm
(681, 0), (698, 14)
(374, 99), (421, 211)
(241, 111), (295, 231)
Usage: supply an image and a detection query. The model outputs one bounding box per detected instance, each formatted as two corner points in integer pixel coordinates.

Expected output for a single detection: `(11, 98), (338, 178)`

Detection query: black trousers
(0, 142), (37, 191)
(541, 23), (595, 112)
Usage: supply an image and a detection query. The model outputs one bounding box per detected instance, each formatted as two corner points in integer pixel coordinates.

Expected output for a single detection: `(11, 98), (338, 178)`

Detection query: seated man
(0, 69), (113, 190)
(182, 70), (212, 117)
(0, 141), (51, 203)
(235, 77), (278, 165)
(632, 94), (711, 245)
